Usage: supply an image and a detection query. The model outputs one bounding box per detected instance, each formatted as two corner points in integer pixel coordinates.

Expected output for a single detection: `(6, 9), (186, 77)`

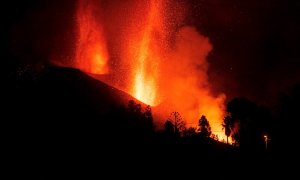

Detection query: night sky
(188, 0), (300, 105)
(3, 0), (300, 106)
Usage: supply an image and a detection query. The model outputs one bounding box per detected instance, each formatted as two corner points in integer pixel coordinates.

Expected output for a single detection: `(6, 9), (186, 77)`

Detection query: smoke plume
(73, 0), (226, 138)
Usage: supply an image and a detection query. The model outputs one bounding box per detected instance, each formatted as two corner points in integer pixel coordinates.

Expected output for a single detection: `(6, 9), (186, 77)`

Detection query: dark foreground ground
(3, 66), (296, 179)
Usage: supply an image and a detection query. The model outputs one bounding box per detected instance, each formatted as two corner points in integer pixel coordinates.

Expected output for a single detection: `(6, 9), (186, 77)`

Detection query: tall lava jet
(73, 0), (226, 140)
(76, 0), (109, 74)
(130, 0), (163, 106)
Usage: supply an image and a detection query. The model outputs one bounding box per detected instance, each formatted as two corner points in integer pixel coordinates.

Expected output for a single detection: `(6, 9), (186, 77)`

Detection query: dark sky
(3, 0), (300, 106)
(187, 0), (300, 105)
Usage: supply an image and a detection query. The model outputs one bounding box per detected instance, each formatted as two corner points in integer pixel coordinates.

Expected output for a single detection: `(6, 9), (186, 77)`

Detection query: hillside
(3, 65), (281, 179)
(5, 65), (153, 158)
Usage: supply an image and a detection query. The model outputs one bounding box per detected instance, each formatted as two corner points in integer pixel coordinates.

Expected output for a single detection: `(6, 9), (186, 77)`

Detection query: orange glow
(127, 0), (164, 106)
(133, 34), (158, 105)
(73, 0), (228, 142)
(75, 0), (108, 74)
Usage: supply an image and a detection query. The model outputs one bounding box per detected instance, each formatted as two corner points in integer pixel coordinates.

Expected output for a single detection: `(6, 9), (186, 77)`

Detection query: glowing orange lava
(129, 0), (164, 106)
(74, 0), (228, 141)
(75, 0), (108, 74)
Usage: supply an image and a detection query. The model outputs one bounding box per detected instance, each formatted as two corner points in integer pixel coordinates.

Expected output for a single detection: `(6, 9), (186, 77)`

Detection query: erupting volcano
(74, 0), (226, 140)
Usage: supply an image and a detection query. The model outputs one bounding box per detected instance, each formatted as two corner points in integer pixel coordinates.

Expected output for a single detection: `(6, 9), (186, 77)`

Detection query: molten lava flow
(75, 0), (108, 74)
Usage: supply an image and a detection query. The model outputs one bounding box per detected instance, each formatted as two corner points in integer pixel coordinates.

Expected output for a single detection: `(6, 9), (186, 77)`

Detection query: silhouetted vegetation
(4, 65), (297, 178)
(198, 115), (211, 138)
(164, 111), (186, 137)
(225, 97), (271, 151)
(222, 115), (233, 144)
(183, 127), (197, 137)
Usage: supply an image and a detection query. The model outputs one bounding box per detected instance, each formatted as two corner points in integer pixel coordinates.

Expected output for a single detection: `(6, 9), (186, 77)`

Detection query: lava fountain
(128, 0), (165, 106)
(73, 0), (227, 140)
(75, 0), (109, 74)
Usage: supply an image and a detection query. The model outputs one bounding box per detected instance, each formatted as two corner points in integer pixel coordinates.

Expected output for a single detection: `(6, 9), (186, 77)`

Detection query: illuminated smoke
(73, 0), (226, 140)
(156, 26), (226, 139)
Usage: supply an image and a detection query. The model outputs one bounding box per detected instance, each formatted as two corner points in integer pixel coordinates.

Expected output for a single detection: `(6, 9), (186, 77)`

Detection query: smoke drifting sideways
(73, 0), (226, 137)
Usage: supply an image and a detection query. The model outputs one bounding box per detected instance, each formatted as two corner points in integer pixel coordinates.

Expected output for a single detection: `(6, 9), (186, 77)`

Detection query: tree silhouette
(226, 97), (271, 151)
(222, 115), (233, 144)
(198, 115), (211, 138)
(226, 98), (255, 147)
(126, 100), (155, 140)
(166, 111), (185, 136)
(128, 100), (142, 115)
(183, 127), (197, 137)
(144, 105), (153, 120)
(164, 120), (174, 134)
(143, 105), (154, 133)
